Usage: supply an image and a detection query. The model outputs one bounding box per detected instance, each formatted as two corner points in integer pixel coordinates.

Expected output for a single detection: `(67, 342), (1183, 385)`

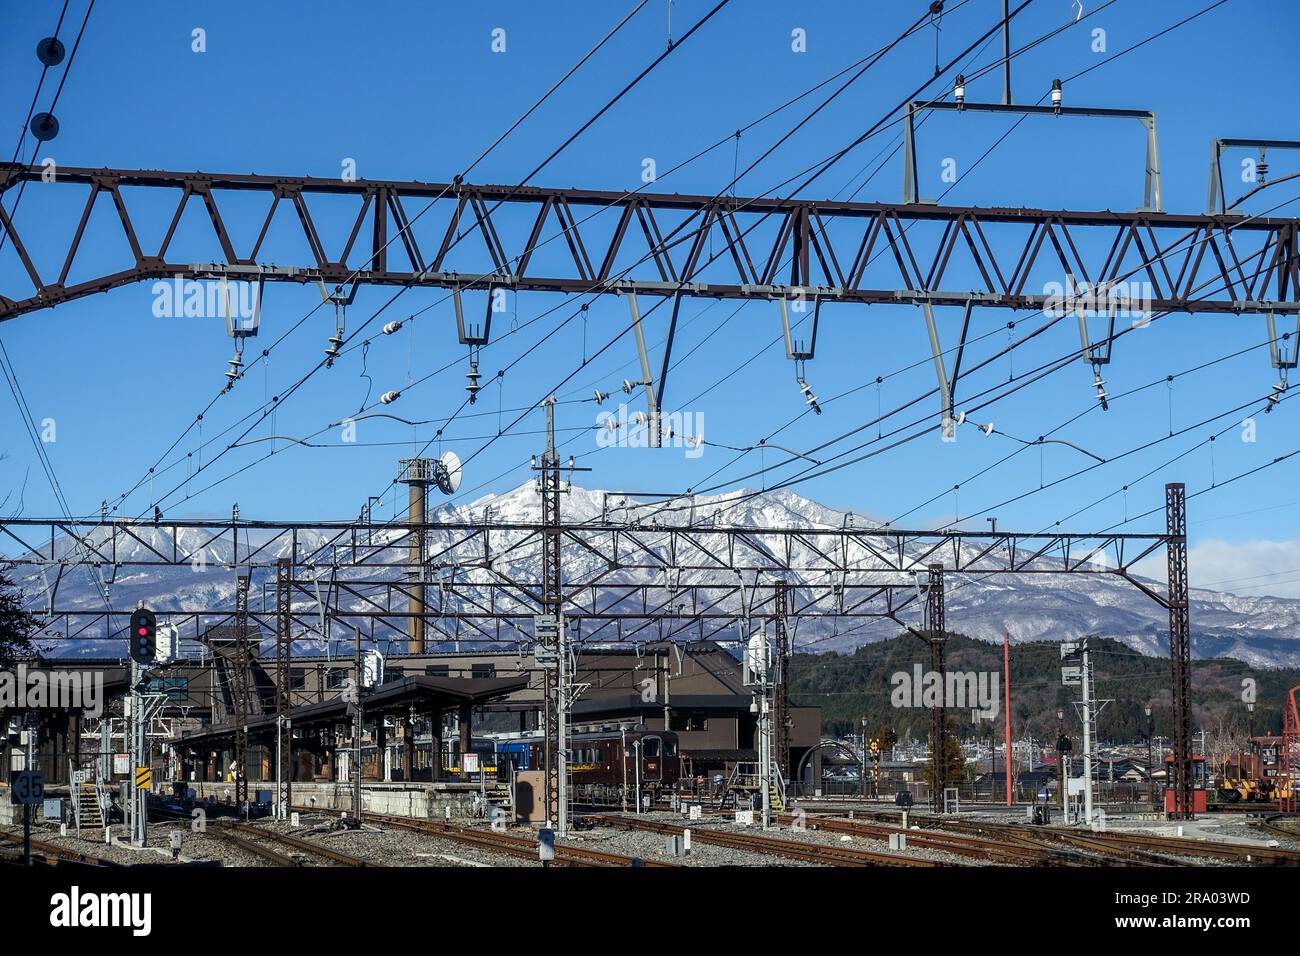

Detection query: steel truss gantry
(2, 164), (1296, 325)
(4, 493), (1195, 814)
(3, 512), (1178, 648)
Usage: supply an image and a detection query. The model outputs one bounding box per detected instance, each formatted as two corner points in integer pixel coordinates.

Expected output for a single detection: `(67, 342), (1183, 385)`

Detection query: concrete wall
(185, 780), (485, 819)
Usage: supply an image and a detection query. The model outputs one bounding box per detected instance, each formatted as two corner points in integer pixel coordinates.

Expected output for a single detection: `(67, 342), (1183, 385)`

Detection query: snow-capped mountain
(13, 484), (1300, 668)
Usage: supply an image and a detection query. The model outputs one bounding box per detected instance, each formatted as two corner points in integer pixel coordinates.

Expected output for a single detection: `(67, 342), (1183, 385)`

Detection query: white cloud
(1133, 537), (1300, 598)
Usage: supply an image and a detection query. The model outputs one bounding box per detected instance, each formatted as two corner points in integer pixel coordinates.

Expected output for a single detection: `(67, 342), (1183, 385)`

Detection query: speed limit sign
(10, 771), (44, 806)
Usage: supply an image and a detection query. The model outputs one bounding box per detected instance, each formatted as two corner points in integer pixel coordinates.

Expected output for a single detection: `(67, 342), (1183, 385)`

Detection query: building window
(326, 669), (349, 690)
(145, 677), (189, 702)
(290, 668), (307, 691)
(669, 711), (707, 732)
(425, 665), (450, 678)
(471, 663), (496, 680)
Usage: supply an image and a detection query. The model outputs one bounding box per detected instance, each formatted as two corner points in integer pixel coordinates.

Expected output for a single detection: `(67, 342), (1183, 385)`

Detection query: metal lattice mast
(1282, 687), (1300, 813)
(539, 397), (563, 828)
(233, 572), (251, 818)
(275, 557), (292, 818)
(772, 582), (792, 784)
(1165, 482), (1194, 819)
(927, 565), (947, 813)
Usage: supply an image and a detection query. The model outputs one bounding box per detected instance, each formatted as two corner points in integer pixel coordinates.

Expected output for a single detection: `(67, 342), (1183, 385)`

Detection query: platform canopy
(175, 673), (530, 748)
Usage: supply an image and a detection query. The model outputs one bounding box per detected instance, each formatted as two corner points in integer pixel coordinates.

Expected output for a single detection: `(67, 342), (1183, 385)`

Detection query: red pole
(1003, 631), (1013, 807)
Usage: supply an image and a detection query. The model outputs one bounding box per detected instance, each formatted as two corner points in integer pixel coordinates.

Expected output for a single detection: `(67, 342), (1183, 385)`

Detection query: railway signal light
(129, 608), (156, 664)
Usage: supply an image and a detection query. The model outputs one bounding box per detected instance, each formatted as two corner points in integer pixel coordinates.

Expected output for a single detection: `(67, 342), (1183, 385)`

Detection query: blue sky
(2, 0), (1300, 594)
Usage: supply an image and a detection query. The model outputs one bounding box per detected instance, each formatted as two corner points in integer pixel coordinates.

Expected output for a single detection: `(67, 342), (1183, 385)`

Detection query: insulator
(980, 422), (994, 437)
(380, 389), (401, 405)
(1051, 79), (1062, 112)
(224, 354), (243, 382)
(382, 320), (404, 335)
(622, 379), (636, 394)
(465, 362), (482, 404)
(954, 74), (965, 106)
(1257, 160), (1269, 184)
(593, 389), (609, 405)
(324, 333), (343, 364)
(604, 418), (618, 433)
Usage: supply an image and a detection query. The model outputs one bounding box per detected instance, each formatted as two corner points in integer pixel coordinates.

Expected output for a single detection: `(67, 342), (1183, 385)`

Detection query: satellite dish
(434, 451), (462, 494)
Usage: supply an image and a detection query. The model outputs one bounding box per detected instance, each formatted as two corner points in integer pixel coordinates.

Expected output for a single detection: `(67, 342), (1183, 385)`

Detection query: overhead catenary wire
(360, 0), (1045, 525)
(93, 0), (722, 524)
(158, 0), (967, 520)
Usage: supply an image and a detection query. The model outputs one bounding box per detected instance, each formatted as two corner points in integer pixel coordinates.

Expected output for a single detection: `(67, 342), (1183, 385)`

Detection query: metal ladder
(74, 781), (104, 831)
(769, 767), (787, 813)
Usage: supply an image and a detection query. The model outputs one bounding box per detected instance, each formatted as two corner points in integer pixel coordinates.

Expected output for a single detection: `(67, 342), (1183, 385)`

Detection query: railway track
(149, 805), (370, 866)
(781, 814), (1105, 866)
(301, 808), (676, 867)
(1251, 814), (1300, 844)
(591, 814), (942, 866)
(0, 829), (119, 867)
(210, 820), (372, 867)
(851, 810), (1299, 866)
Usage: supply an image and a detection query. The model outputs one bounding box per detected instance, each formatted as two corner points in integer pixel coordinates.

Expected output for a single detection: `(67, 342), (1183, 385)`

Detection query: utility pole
(860, 716), (868, 800)
(772, 581), (792, 799)
(127, 606), (160, 847)
(1062, 639), (1111, 827)
(1145, 706), (1154, 809)
(129, 658), (144, 844)
(275, 557), (292, 819)
(927, 565), (948, 813)
(351, 625), (364, 827)
(1003, 630), (1013, 806)
(539, 396), (562, 833)
(233, 573), (251, 820)
(1165, 482), (1195, 819)
(742, 617), (773, 827)
(532, 397), (586, 835)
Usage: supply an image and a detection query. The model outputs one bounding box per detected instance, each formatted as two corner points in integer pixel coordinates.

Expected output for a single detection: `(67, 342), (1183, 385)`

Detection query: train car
(1216, 736), (1295, 804)
(494, 728), (680, 805)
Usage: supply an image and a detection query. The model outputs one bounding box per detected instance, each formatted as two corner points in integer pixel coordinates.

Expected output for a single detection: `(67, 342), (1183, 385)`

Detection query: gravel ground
(675, 814), (983, 866)
(29, 806), (1283, 867)
(562, 819), (811, 866)
(256, 815), (528, 867)
(1, 822), (205, 866)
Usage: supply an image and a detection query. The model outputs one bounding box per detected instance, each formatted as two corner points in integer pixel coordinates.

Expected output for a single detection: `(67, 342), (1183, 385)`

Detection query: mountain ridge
(12, 483), (1300, 668)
